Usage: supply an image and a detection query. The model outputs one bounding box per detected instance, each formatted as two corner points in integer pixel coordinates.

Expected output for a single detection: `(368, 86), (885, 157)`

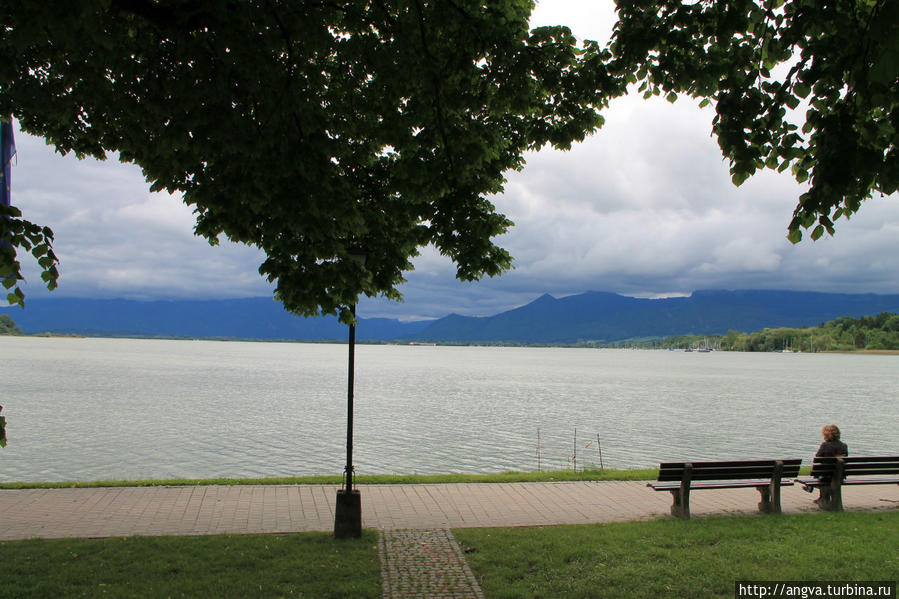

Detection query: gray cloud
(9, 1), (899, 322)
(13, 132), (274, 301)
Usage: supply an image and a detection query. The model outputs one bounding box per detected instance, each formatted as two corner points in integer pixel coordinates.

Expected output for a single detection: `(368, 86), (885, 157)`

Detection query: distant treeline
(657, 312), (899, 352)
(0, 314), (23, 336)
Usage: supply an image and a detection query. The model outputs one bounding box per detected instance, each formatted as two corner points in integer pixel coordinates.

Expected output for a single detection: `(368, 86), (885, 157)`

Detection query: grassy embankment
(1, 512), (895, 598)
(0, 467), (656, 489)
(2, 465), (830, 489)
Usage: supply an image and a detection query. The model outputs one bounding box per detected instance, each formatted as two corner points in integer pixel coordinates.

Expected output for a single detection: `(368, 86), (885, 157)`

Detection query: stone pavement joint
(379, 528), (484, 599)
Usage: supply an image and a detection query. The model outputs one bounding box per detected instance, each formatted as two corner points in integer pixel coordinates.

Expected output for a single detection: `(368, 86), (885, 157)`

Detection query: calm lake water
(1, 337), (897, 481)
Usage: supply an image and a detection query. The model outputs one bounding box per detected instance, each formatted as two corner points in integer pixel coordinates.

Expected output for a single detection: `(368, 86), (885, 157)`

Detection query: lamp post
(334, 253), (365, 538)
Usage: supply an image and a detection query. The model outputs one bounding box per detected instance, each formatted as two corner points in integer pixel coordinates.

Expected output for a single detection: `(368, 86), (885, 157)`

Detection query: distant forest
(658, 313), (899, 352)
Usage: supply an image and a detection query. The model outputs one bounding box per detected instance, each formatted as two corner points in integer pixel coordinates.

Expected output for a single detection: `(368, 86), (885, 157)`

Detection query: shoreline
(0, 468), (659, 490)
(824, 349), (899, 355)
(5, 334), (899, 353)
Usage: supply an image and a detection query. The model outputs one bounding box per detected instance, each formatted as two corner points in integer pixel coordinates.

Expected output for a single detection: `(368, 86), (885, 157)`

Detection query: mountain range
(4, 290), (899, 344)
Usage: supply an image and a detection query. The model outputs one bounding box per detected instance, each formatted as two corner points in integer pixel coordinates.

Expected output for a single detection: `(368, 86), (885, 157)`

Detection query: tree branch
(412, 0), (457, 176)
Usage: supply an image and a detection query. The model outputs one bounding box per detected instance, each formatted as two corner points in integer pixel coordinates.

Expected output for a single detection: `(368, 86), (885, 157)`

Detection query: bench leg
(669, 488), (691, 519)
(757, 486), (774, 514)
(823, 479), (843, 511)
(818, 461), (845, 511)
(758, 479), (782, 514)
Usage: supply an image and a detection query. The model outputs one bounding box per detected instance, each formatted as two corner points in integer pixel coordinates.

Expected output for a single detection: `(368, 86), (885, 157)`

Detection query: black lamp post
(334, 253), (365, 538)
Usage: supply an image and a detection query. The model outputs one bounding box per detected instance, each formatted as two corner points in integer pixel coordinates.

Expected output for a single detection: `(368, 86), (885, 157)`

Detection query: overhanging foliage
(3, 1), (896, 316)
(610, 0), (898, 242)
(0, 0), (615, 319)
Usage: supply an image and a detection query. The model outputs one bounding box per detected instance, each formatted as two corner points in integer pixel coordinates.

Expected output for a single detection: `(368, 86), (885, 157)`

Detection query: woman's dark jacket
(816, 440), (848, 457)
(815, 440), (848, 482)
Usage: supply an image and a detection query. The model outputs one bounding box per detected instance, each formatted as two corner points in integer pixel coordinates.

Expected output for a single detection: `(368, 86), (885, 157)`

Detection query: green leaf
(786, 228), (802, 244)
(731, 171), (750, 186)
(7, 290), (23, 306)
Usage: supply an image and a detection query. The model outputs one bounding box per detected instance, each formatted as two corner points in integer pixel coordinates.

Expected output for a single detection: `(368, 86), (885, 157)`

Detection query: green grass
(454, 511), (899, 599)
(0, 467), (657, 489)
(2, 511), (896, 598)
(0, 531), (381, 599)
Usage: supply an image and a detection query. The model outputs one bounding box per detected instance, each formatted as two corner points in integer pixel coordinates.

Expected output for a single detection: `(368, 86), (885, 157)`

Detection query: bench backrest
(657, 459), (802, 482)
(810, 456), (899, 478)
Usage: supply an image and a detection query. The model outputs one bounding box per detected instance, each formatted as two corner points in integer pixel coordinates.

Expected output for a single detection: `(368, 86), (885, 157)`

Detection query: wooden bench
(648, 459), (802, 519)
(796, 456), (899, 511)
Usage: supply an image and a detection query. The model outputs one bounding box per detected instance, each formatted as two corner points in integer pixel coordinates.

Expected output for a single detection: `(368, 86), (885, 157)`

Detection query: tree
(0, 313), (22, 335)
(608, 0), (898, 243)
(0, 0), (616, 320)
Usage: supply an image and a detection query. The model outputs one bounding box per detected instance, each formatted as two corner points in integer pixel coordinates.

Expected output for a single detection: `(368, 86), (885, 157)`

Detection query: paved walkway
(2, 481), (897, 597)
(3, 481), (896, 540)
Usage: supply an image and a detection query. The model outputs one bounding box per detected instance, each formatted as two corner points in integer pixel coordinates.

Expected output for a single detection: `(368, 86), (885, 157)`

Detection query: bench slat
(842, 477), (899, 485)
(810, 457), (899, 478)
(659, 458), (802, 470)
(811, 456), (899, 464)
(649, 480), (795, 491)
(799, 477), (899, 487)
(845, 467), (899, 475)
(811, 468), (899, 477)
(658, 469), (801, 481)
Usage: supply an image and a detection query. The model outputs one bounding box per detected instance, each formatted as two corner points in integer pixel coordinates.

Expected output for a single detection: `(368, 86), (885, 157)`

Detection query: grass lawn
(0, 531), (381, 599)
(454, 511), (899, 599)
(1, 512), (896, 598)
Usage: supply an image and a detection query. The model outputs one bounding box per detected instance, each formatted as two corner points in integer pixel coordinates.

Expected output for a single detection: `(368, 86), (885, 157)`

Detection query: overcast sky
(7, 1), (899, 321)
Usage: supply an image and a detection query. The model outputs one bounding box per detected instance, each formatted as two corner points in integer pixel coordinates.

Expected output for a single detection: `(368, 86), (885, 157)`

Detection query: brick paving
(380, 529), (485, 599)
(1, 481), (896, 597)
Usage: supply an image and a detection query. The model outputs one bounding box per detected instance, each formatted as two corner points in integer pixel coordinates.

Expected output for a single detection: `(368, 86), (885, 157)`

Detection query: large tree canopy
(4, 1), (895, 317)
(0, 0), (615, 319)
(610, 0), (898, 242)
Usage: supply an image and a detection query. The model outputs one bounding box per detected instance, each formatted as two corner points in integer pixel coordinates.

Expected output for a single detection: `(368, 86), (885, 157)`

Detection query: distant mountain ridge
(4, 290), (899, 343)
(412, 290), (899, 343)
(3, 297), (429, 341)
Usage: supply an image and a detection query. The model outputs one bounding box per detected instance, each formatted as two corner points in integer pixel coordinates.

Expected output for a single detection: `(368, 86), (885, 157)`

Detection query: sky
(7, 1), (899, 321)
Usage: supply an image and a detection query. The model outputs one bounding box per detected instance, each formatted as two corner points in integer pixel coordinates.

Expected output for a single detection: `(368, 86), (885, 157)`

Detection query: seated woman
(811, 424), (848, 505)
(817, 424), (848, 458)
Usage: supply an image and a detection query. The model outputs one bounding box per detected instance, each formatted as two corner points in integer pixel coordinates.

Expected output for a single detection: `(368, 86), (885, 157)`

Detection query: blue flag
(1, 120), (16, 208)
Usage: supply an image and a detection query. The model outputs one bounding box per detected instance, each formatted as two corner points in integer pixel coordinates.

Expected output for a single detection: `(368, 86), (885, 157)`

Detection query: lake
(1, 337), (897, 481)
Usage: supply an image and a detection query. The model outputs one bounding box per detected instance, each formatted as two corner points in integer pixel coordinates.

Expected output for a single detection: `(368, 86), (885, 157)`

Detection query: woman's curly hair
(822, 424), (841, 441)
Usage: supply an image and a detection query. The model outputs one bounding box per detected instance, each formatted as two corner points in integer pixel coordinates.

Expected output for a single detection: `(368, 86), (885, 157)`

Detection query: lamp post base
(334, 489), (362, 538)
